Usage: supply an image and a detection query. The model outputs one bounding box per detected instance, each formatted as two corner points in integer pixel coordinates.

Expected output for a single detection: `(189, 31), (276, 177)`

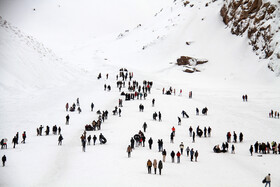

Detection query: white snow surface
(0, 0), (280, 186)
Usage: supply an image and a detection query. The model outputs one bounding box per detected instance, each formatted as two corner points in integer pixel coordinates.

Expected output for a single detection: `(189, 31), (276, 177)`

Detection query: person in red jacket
(172, 126), (176, 136)
(176, 151), (181, 163)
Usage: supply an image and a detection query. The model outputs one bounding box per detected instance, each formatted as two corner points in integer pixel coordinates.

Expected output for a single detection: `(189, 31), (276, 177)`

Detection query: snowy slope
(0, 0), (280, 187)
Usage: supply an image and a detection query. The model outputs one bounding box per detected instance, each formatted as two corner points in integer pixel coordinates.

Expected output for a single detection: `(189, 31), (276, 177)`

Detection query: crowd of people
(0, 68), (276, 186)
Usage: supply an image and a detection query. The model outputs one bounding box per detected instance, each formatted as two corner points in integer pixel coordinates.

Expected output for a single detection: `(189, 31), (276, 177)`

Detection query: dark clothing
(2, 155), (6, 167)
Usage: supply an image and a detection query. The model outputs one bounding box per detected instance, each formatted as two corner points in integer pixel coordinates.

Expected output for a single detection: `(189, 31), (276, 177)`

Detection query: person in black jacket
(158, 160), (163, 175)
(2, 155), (6, 167)
(170, 151), (175, 163)
(143, 122), (147, 132)
(162, 149), (167, 162)
(148, 138), (153, 149)
(58, 134), (63, 145)
(93, 135), (97, 145)
(130, 137), (135, 149)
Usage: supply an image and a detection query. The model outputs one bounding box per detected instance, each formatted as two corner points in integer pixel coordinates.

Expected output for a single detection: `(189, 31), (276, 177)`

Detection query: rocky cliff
(220, 0), (280, 75)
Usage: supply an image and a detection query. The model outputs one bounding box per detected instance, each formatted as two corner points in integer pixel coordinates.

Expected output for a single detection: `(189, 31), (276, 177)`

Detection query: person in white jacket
(265, 173), (271, 187)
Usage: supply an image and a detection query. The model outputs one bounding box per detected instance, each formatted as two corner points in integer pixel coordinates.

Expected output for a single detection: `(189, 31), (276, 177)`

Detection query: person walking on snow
(153, 159), (157, 174)
(180, 142), (184, 155)
(162, 149), (167, 162)
(171, 151), (175, 163)
(143, 122), (147, 132)
(158, 160), (163, 175)
(249, 145), (253, 156)
(66, 114), (70, 125)
(127, 145), (132, 158)
(21, 131), (26, 144)
(186, 146), (190, 157)
(148, 137), (153, 150)
(190, 148), (194, 161)
(176, 151), (181, 163)
(189, 126), (193, 137)
(147, 159), (152, 174)
(58, 134), (63, 145)
(2, 155), (6, 167)
(172, 126), (175, 136)
(93, 135), (97, 145)
(178, 117), (181, 125)
(158, 112), (162, 121)
(87, 135), (91, 145)
(195, 150), (199, 162)
(91, 103), (94, 111)
(264, 173), (271, 187)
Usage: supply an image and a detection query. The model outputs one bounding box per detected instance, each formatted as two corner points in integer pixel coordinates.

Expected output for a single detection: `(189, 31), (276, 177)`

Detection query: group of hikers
(147, 159), (163, 175)
(1, 132), (26, 150)
(213, 142), (235, 154)
(162, 87), (192, 99)
(269, 110), (279, 118)
(80, 131), (106, 152)
(250, 141), (280, 155)
(226, 131), (243, 143)
(242, 94), (248, 102)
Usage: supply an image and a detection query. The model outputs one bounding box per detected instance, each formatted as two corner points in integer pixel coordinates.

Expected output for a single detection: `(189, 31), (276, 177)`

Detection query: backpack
(262, 178), (266, 183)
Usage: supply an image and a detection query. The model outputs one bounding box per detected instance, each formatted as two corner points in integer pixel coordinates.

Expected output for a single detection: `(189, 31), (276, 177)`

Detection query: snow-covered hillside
(0, 0), (280, 187)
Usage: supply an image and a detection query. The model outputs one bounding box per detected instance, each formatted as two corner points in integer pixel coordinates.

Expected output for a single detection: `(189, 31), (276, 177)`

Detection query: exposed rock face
(220, 0), (280, 75)
(177, 56), (208, 73)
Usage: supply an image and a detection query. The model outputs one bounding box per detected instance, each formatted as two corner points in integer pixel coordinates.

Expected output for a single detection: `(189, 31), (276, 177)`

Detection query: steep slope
(220, 0), (280, 75)
(0, 16), (77, 95)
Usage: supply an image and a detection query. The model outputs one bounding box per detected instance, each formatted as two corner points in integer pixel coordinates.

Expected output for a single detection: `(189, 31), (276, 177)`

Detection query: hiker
(172, 126), (175, 136)
(179, 142), (184, 155)
(58, 134), (63, 145)
(249, 145), (253, 156)
(263, 173), (271, 187)
(93, 135), (97, 145)
(152, 98), (155, 107)
(178, 117), (181, 125)
(127, 145), (132, 158)
(66, 103), (69, 111)
(87, 135), (91, 145)
(91, 103), (94, 111)
(66, 114), (70, 125)
(189, 126), (193, 137)
(170, 151), (175, 163)
(158, 160), (163, 175)
(186, 146), (190, 157)
(12, 136), (17, 148)
(208, 126), (212, 137)
(195, 150), (199, 162)
(231, 145), (235, 154)
(147, 159), (152, 174)
(176, 151), (181, 163)
(158, 112), (162, 121)
(148, 137), (153, 149)
(193, 132), (195, 142)
(162, 149), (167, 162)
(170, 132), (174, 143)
(239, 132), (243, 142)
(190, 148), (194, 161)
(143, 122), (147, 132)
(82, 139), (86, 152)
(2, 155), (6, 167)
(21, 131), (26, 143)
(153, 159), (157, 174)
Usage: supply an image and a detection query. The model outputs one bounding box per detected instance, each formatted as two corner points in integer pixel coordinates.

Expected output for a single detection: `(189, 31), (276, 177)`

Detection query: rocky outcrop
(177, 56), (208, 73)
(220, 0), (280, 75)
